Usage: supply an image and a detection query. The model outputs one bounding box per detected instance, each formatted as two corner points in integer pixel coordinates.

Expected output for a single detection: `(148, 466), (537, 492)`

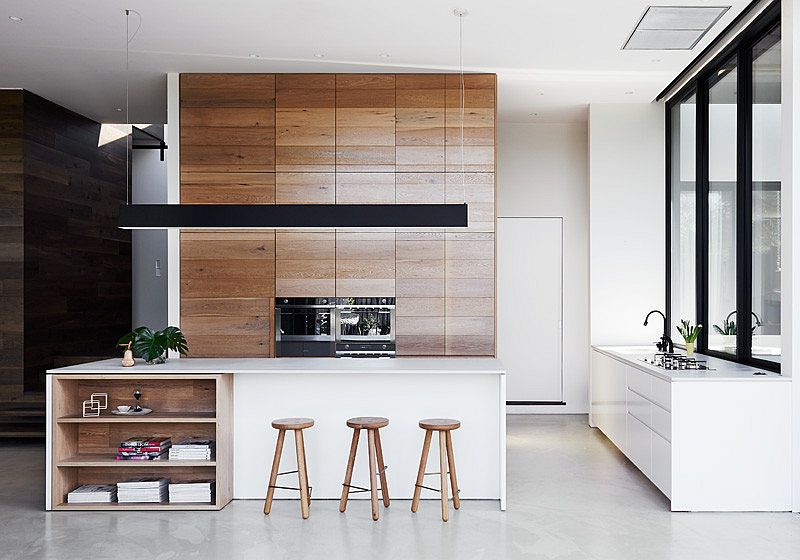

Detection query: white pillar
(166, 73), (181, 349)
(781, 0), (800, 513)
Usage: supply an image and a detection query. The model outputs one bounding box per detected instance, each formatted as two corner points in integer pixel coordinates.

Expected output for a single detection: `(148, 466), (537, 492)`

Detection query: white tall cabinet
(497, 217), (563, 403)
(591, 346), (792, 511)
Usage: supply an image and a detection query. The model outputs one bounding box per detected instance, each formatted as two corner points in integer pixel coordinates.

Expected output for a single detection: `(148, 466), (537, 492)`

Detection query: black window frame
(665, 2), (781, 373)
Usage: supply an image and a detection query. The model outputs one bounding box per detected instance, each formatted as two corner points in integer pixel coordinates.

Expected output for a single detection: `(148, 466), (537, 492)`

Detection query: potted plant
(677, 320), (702, 356)
(118, 326), (188, 365)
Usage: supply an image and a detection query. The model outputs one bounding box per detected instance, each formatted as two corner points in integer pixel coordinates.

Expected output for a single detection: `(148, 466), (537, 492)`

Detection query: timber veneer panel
(445, 74), (495, 173)
(275, 172), (335, 204)
(336, 231), (395, 296)
(335, 75), (396, 172)
(396, 74), (445, 173)
(275, 230), (336, 296)
(396, 231), (445, 355)
(276, 74), (335, 172)
(181, 231), (275, 357)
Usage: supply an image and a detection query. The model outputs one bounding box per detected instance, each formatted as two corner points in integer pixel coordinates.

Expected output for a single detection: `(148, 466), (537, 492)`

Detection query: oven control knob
(382, 345), (387, 350)
(345, 344), (350, 349)
(283, 299), (288, 304)
(321, 299), (327, 304)
(381, 298), (386, 304)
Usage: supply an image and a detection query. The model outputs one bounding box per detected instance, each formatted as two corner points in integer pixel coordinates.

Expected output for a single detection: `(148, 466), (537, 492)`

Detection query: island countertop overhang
(47, 357), (506, 376)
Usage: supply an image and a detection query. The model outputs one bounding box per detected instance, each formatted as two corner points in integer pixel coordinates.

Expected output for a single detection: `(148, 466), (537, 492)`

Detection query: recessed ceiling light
(529, 112), (539, 116)
(625, 91), (635, 95)
(652, 58), (662, 62)
(8, 16), (22, 23)
(248, 53), (260, 59)
(536, 92), (545, 96)
(314, 53), (325, 58)
(378, 53), (391, 58)
(453, 8), (468, 17)
(115, 108), (123, 112)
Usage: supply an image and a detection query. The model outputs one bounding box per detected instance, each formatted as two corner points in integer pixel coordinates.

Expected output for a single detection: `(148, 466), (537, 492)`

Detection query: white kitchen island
(46, 357), (506, 510)
(591, 346), (790, 512)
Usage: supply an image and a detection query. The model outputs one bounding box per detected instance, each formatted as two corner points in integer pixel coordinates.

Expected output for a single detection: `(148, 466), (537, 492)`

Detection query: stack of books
(168, 480), (215, 503)
(168, 438), (214, 461)
(67, 484), (117, 504)
(116, 436), (172, 461)
(117, 478), (169, 503)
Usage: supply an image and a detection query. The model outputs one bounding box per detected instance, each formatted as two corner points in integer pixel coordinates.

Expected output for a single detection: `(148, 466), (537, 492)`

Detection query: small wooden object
(120, 342), (135, 367)
(339, 417), (390, 521)
(263, 417), (315, 519)
(411, 418), (461, 522)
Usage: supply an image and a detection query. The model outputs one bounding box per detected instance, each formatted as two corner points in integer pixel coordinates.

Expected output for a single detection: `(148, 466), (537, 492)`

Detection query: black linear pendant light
(117, 10), (469, 230)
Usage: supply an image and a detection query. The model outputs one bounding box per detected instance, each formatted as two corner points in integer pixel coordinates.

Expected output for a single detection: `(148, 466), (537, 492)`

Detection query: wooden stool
(411, 418), (461, 522)
(263, 417), (314, 519)
(339, 416), (390, 521)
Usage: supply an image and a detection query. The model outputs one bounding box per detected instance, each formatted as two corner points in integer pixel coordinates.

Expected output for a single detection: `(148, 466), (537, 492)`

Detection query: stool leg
(295, 429), (310, 519)
(446, 430), (460, 510)
(339, 428), (360, 512)
(367, 428), (380, 521)
(374, 429), (390, 508)
(439, 430), (449, 522)
(263, 429), (285, 515)
(411, 429), (432, 513)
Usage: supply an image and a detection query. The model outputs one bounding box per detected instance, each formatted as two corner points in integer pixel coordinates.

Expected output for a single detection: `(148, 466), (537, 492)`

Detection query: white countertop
(593, 346), (787, 382)
(47, 356), (506, 375)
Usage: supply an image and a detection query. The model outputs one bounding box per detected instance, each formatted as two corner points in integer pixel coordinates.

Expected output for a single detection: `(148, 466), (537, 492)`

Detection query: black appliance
(335, 297), (396, 358)
(275, 297), (335, 357)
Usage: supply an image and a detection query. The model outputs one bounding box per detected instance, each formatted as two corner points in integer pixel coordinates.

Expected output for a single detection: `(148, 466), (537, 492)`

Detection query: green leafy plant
(677, 319), (702, 344)
(713, 319), (737, 336)
(118, 326), (188, 364)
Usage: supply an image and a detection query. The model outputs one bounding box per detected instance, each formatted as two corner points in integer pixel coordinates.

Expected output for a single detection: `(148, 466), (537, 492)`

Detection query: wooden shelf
(54, 502), (223, 511)
(57, 454), (216, 468)
(57, 412), (216, 424)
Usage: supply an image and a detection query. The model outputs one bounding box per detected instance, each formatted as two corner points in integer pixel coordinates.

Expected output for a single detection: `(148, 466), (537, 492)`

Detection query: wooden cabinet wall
(179, 73), (495, 357)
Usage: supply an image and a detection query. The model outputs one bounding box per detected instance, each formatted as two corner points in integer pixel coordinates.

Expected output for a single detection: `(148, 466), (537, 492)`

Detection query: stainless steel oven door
(334, 305), (395, 343)
(275, 303), (335, 343)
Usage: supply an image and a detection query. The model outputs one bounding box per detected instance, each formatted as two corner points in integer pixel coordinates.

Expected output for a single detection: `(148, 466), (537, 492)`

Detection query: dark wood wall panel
(21, 91), (131, 393)
(179, 73), (495, 357)
(0, 91), (24, 402)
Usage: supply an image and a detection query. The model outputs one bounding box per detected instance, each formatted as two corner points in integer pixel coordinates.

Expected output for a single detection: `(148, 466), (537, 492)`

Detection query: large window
(666, 7), (781, 371)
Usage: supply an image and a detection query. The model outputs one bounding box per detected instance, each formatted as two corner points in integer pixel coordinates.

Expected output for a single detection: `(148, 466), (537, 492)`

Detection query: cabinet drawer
(626, 411), (651, 476)
(650, 404), (671, 442)
(627, 366), (671, 411)
(626, 388), (651, 426)
(651, 432), (671, 498)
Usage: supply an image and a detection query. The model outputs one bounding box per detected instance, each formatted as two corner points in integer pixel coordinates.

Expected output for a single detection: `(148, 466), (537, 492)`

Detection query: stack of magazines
(67, 484), (117, 504)
(116, 436), (172, 461)
(117, 478), (169, 503)
(168, 480), (215, 503)
(168, 438), (214, 461)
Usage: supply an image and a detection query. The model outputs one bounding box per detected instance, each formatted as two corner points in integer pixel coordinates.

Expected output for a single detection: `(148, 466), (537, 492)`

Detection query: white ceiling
(0, 0), (749, 125)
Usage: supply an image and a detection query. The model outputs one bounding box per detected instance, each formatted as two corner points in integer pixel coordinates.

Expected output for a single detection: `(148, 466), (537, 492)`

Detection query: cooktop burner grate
(641, 353), (714, 371)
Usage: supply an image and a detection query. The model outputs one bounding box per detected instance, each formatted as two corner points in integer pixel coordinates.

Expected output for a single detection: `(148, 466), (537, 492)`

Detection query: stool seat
(346, 416), (389, 429)
(272, 417), (315, 430)
(419, 418), (460, 431)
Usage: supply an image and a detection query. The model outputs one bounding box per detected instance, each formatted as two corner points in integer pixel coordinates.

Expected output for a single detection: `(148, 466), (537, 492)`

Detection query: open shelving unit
(48, 373), (232, 511)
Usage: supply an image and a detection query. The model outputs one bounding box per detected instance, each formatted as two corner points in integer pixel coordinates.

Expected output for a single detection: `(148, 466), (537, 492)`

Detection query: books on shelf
(168, 438), (214, 461)
(67, 484), (117, 504)
(168, 480), (215, 503)
(116, 436), (172, 461)
(117, 478), (169, 503)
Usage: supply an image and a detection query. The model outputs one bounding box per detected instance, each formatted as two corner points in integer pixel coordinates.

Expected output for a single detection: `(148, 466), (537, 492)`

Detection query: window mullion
(736, 44), (753, 362)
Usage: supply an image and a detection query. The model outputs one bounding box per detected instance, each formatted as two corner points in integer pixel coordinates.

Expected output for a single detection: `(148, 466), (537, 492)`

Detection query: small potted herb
(118, 326), (188, 365)
(677, 320), (702, 356)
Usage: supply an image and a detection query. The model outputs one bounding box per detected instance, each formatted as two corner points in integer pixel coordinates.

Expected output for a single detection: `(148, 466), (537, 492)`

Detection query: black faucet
(644, 310), (674, 353)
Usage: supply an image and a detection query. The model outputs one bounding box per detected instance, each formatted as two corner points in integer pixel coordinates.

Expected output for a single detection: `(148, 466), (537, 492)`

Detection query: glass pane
(707, 58), (738, 355)
(670, 93), (696, 343)
(752, 25), (781, 362)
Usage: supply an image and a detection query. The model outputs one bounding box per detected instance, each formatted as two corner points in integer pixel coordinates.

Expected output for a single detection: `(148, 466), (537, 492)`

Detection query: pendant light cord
(124, 9), (142, 205)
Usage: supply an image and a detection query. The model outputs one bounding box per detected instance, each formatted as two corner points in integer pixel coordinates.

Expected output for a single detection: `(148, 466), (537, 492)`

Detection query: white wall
(589, 103), (666, 346)
(132, 147), (168, 329)
(497, 122), (589, 413)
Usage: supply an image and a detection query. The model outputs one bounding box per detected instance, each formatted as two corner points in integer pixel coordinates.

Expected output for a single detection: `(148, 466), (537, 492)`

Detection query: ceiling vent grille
(623, 5), (731, 50)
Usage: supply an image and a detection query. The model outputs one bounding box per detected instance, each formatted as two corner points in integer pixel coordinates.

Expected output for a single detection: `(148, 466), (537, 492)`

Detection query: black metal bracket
(131, 125), (168, 161)
(268, 469), (312, 495)
(416, 471), (460, 495)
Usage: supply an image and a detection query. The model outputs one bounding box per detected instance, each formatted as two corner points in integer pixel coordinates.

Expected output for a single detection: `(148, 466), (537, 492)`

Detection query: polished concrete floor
(2, 415), (799, 559)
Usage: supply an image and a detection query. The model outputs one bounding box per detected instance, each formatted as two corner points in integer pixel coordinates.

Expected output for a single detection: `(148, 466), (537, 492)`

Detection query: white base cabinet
(591, 347), (791, 511)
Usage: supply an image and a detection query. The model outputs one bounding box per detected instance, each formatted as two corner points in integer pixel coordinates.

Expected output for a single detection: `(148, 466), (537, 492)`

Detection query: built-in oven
(274, 297), (335, 357)
(335, 297), (396, 358)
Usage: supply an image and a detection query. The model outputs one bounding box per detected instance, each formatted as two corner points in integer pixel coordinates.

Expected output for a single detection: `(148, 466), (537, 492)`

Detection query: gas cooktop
(641, 353), (715, 371)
